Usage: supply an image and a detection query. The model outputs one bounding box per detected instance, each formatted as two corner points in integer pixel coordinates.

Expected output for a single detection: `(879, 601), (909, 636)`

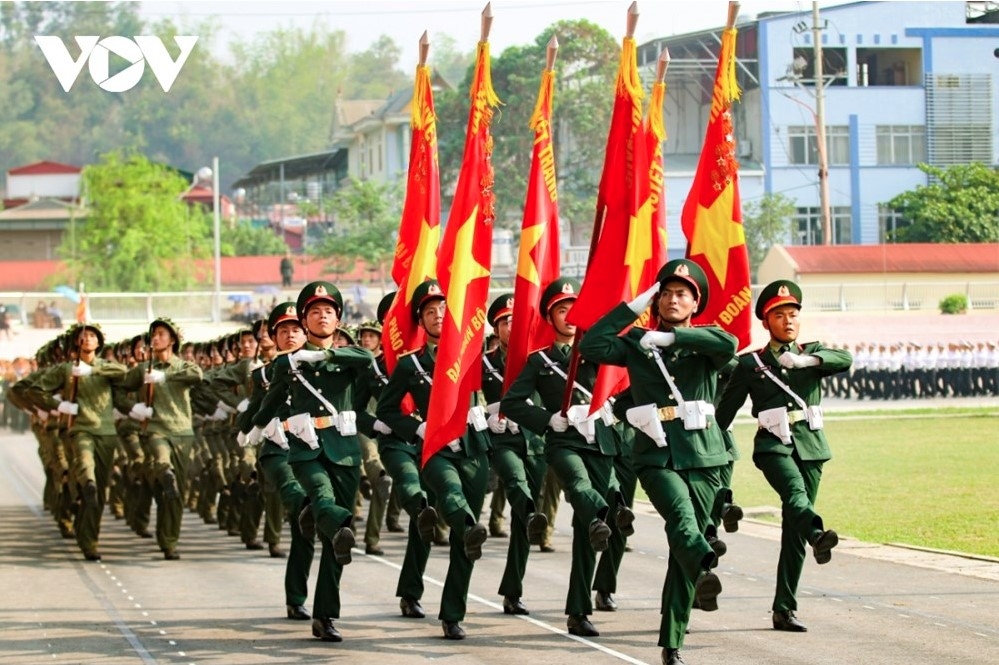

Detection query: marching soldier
(481, 293), (548, 616)
(376, 279), (491, 640)
(241, 303), (315, 621)
(248, 281), (373, 643)
(716, 279), (851, 634)
(579, 260), (735, 665)
(120, 318), (203, 560)
(501, 277), (631, 639)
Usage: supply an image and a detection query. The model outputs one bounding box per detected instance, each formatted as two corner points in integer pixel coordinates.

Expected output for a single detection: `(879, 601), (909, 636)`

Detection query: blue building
(638, 1), (999, 251)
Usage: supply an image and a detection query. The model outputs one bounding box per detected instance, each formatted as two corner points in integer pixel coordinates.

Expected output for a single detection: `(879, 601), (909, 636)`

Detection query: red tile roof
(781, 243), (999, 274)
(7, 161), (82, 175)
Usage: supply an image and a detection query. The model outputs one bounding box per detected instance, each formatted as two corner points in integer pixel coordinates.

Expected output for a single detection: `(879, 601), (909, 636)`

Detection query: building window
(792, 206), (852, 245)
(788, 125), (850, 165)
(876, 125), (926, 165)
(791, 47), (848, 87)
(878, 205), (909, 242)
(856, 48), (922, 87)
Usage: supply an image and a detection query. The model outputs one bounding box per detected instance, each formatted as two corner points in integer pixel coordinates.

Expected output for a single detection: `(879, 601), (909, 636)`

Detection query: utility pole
(812, 1), (832, 245)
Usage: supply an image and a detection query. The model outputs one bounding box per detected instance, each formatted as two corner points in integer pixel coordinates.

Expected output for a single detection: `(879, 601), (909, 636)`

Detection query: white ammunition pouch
(337, 410), (358, 436)
(679, 400), (714, 431)
(804, 404), (823, 431)
(447, 439), (463, 453)
(758, 406), (793, 445)
(262, 417), (288, 450)
(625, 403), (668, 448)
(285, 412), (319, 449)
(467, 405), (488, 432)
(566, 404), (598, 444)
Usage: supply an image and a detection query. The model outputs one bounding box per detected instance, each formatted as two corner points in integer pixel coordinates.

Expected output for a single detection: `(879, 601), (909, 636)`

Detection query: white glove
(778, 352), (820, 369)
(71, 363), (93, 377)
(416, 422), (428, 440)
(627, 283), (661, 315)
(291, 349), (327, 364)
(112, 408), (125, 421)
(236, 431), (247, 447)
(129, 403), (153, 421)
(507, 420), (520, 435)
(487, 412), (508, 434)
(211, 406), (229, 421)
(143, 369), (166, 384)
(246, 426), (264, 446)
(57, 401), (79, 416)
(548, 412), (569, 432)
(236, 398), (250, 413)
(217, 400), (236, 415)
(640, 331), (676, 350)
(35, 408), (50, 422)
(373, 419), (393, 435)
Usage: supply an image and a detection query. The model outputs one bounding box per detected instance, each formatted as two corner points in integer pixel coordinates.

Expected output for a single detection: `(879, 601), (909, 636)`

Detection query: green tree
(742, 192), (796, 281)
(60, 151), (212, 290)
(220, 222), (287, 256)
(309, 178), (402, 289)
(434, 20), (618, 241)
(884, 162), (999, 243)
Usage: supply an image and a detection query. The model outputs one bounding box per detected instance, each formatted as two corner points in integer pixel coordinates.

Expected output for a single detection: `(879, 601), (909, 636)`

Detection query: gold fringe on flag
(719, 28), (741, 104)
(616, 37), (644, 103)
(528, 69), (555, 131)
(411, 65), (432, 131)
(470, 41), (501, 108)
(648, 80), (667, 142)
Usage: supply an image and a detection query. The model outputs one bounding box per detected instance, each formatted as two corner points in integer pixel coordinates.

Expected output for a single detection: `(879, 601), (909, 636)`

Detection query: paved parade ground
(2, 422), (998, 665)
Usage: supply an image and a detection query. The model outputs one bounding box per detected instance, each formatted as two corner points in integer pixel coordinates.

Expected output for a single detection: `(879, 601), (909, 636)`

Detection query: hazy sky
(139, 0), (814, 67)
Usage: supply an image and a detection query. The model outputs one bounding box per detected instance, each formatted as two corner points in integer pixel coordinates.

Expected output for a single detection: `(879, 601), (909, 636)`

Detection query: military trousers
(754, 450), (825, 612)
(594, 449), (637, 596)
(546, 445), (616, 617)
(259, 446), (313, 607)
(72, 432), (116, 554)
(147, 433), (194, 554)
(491, 446), (546, 599)
(422, 449), (490, 622)
(639, 463), (720, 648)
(290, 454), (359, 620)
(379, 444), (432, 602)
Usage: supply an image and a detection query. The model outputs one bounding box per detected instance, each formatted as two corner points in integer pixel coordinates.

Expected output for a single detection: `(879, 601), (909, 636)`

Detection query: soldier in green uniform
(364, 291), (435, 621)
(249, 281), (373, 643)
(121, 318), (204, 560)
(579, 259), (736, 665)
(375, 279), (491, 640)
(481, 293), (548, 616)
(501, 277), (632, 639)
(715, 280), (851, 633)
(28, 323), (127, 561)
(241, 303), (314, 621)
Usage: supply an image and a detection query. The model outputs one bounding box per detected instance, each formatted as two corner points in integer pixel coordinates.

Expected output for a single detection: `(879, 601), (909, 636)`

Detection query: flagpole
(560, 1), (639, 415)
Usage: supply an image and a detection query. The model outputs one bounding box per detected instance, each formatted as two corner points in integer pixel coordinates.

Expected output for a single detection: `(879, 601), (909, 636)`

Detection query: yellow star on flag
(687, 183), (745, 285)
(624, 197), (654, 297)
(515, 222), (546, 285)
(446, 207), (490, 332)
(404, 219), (440, 302)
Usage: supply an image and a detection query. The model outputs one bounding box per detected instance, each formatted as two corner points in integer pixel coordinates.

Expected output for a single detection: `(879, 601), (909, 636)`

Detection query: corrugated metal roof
(781, 243), (999, 274)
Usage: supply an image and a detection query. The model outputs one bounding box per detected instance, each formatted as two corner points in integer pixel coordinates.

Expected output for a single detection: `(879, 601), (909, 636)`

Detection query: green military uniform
(578, 259), (737, 653)
(29, 324), (127, 560)
(501, 278), (623, 634)
(251, 282), (373, 641)
(592, 408), (637, 609)
(120, 319), (203, 558)
(375, 279), (491, 638)
(715, 280), (852, 626)
(481, 294), (547, 613)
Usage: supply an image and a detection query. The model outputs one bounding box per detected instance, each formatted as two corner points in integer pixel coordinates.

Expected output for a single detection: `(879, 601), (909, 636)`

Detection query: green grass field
(636, 408), (999, 558)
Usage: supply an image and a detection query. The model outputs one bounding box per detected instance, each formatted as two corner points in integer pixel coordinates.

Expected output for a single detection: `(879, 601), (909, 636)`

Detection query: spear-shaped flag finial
(419, 30), (430, 66)
(626, 2), (639, 38)
(546, 35), (559, 70)
(481, 2), (494, 42)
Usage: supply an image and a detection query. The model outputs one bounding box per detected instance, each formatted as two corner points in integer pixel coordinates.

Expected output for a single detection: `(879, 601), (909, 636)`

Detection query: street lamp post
(212, 156), (222, 323)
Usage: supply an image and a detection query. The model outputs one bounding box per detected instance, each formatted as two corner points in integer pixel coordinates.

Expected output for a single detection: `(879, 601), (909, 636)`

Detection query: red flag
(422, 41), (499, 465)
(681, 25), (752, 349)
(504, 66), (560, 394)
(568, 36), (663, 412)
(383, 64), (441, 373)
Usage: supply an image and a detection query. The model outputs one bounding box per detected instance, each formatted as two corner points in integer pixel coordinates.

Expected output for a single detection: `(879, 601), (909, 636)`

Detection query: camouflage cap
(149, 317), (182, 353)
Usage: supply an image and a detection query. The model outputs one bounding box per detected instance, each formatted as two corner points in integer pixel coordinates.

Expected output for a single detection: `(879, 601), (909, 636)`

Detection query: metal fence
(2, 280), (997, 329)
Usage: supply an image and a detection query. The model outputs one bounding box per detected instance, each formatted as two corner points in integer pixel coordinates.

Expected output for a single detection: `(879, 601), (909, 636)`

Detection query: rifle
(65, 340), (80, 429)
(142, 349), (154, 433)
